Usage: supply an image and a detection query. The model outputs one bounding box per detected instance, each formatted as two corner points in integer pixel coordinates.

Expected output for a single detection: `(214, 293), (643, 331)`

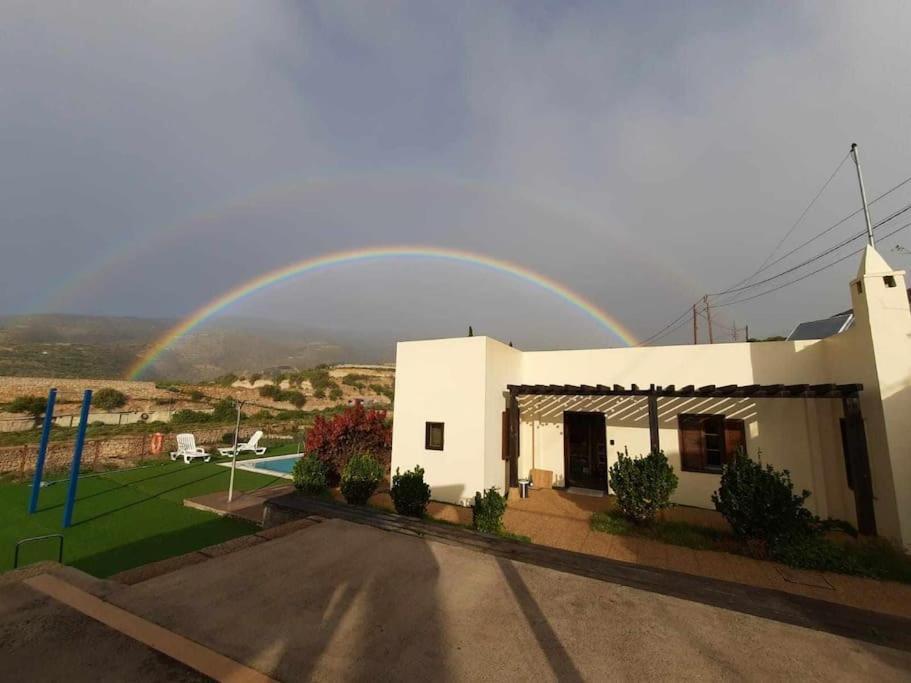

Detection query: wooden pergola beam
(505, 383), (863, 399)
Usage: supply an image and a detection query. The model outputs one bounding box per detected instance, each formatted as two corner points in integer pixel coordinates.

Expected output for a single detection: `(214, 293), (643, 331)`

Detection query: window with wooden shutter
(678, 414), (705, 471)
(678, 414), (745, 473)
(724, 419), (746, 464)
(502, 411), (509, 460)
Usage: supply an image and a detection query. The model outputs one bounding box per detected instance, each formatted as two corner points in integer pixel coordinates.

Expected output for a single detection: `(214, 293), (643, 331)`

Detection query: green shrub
(342, 373), (370, 387)
(329, 386), (343, 401)
(214, 373), (237, 387)
(92, 388), (127, 411)
(390, 466), (431, 517)
(259, 384), (280, 399)
(340, 453), (384, 504)
(608, 449), (678, 524)
(211, 398), (237, 422)
(770, 533), (860, 573)
(187, 389), (205, 402)
(292, 454), (329, 495)
(7, 395), (47, 418)
(170, 409), (211, 425)
(369, 383), (394, 401)
(711, 451), (814, 543)
(473, 487), (507, 534)
(283, 390), (307, 408)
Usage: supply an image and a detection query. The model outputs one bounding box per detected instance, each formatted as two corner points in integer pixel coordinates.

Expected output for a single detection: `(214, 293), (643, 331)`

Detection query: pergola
(505, 382), (875, 535)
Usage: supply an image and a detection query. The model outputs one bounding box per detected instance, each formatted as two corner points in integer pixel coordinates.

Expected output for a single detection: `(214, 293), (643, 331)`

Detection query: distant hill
(0, 314), (392, 380)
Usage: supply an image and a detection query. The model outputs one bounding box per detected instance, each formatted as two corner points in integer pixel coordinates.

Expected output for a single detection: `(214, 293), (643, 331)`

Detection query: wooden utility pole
(692, 304), (698, 344)
(704, 295), (714, 344)
(746, 324), (750, 341)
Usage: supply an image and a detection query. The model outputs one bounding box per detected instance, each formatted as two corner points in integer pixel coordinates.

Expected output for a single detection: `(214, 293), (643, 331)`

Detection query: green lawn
(1, 454), (291, 578)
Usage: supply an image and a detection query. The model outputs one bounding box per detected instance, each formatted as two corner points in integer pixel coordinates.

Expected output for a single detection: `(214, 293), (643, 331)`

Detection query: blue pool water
(251, 455), (302, 474)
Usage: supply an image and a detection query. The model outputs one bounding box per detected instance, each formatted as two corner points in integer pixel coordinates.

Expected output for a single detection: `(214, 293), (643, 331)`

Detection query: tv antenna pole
(850, 143), (875, 246)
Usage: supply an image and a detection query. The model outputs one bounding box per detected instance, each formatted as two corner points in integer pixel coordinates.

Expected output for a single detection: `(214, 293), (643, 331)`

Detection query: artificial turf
(1, 455), (290, 578)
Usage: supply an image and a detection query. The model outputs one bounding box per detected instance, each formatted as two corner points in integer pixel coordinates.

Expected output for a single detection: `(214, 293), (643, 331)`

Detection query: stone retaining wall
(0, 426), (261, 478)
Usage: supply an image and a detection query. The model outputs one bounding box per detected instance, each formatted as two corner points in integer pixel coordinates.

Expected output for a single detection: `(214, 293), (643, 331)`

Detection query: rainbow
(126, 246), (638, 379)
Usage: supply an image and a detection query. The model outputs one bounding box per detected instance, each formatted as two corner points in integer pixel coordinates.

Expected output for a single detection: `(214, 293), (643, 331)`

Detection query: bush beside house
(608, 449), (678, 524)
(390, 466), (431, 517)
(340, 453), (384, 504)
(472, 487), (507, 534)
(711, 451), (814, 544)
(292, 454), (329, 495)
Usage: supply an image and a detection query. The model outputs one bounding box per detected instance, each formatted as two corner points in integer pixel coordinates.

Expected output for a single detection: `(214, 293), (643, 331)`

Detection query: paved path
(108, 518), (911, 681)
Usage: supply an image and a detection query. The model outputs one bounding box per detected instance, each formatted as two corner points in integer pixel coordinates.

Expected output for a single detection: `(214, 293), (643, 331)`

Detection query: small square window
(884, 275), (896, 288)
(425, 422), (444, 451)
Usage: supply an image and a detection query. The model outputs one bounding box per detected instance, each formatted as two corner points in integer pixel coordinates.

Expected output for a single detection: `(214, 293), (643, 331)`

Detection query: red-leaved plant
(305, 404), (392, 483)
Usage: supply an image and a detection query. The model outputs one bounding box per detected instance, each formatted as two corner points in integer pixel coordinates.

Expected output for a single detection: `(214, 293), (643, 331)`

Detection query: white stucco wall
(390, 337), (490, 505)
(482, 338), (522, 493)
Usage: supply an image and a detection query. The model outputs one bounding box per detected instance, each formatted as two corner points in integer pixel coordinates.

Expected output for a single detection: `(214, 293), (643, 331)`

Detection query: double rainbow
(126, 246), (637, 379)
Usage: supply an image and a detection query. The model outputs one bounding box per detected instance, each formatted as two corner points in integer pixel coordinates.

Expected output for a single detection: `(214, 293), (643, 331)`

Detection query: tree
(305, 403), (391, 482)
(93, 388), (127, 411)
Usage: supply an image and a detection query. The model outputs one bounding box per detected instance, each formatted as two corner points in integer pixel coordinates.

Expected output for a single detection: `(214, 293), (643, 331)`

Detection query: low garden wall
(0, 426), (260, 478)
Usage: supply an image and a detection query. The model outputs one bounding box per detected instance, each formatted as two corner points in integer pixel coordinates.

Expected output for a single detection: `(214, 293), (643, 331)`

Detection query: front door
(564, 411), (607, 490)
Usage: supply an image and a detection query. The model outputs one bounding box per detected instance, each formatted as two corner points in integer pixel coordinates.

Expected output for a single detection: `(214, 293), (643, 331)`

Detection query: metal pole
(28, 388), (57, 514)
(62, 389), (92, 528)
(851, 143), (875, 246)
(227, 400), (244, 503)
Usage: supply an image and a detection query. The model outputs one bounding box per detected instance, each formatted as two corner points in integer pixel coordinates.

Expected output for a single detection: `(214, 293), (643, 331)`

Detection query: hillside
(0, 314), (392, 380)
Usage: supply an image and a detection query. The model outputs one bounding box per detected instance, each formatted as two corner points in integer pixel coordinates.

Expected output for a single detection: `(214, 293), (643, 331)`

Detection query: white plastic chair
(217, 430), (267, 457)
(170, 433), (211, 464)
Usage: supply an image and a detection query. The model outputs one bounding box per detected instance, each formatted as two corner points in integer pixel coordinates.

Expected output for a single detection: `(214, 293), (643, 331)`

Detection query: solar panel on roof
(787, 313), (853, 341)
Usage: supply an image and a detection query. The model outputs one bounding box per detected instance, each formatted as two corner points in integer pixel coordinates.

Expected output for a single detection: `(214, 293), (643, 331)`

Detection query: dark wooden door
(564, 412), (607, 490)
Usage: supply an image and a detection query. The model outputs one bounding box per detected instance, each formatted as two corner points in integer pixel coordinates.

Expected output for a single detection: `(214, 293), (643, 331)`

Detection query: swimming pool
(221, 454), (303, 479)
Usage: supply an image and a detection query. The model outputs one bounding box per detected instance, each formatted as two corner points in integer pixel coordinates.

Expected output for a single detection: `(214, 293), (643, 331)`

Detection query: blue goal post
(62, 389), (93, 529)
(27, 388), (57, 515)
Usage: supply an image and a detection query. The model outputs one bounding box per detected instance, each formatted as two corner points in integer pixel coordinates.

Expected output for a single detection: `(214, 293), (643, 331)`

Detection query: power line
(719, 152), (850, 298)
(715, 218), (911, 308)
(635, 169), (911, 346)
(637, 307), (694, 346)
(711, 201), (911, 297)
(714, 174), (911, 298)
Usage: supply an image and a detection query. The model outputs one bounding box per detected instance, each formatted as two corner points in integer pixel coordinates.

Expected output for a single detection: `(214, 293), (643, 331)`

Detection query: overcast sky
(2, 1), (910, 350)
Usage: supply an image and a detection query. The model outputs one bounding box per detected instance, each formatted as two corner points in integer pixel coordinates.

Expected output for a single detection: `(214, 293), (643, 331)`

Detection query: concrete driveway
(106, 518), (911, 682)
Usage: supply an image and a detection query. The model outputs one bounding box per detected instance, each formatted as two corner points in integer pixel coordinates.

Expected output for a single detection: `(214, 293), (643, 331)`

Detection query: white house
(390, 247), (911, 549)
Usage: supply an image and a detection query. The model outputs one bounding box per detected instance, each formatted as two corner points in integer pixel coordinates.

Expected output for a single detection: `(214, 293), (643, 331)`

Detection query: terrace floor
(11, 519), (909, 681)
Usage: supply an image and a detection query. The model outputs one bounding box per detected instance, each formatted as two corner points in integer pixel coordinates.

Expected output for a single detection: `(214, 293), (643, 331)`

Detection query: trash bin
(518, 479), (530, 498)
